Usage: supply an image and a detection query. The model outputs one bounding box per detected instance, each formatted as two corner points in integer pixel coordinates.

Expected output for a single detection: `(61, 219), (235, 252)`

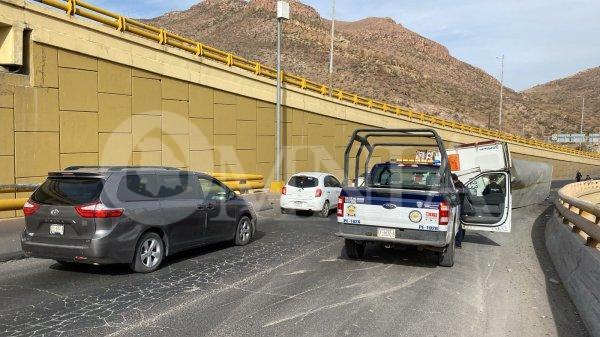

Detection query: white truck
(336, 129), (513, 267)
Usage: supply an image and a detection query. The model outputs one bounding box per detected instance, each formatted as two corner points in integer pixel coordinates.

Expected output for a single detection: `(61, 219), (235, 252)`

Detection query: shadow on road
(530, 203), (589, 337)
(49, 261), (132, 275)
(50, 230), (269, 275)
(463, 232), (501, 246)
(338, 244), (438, 268)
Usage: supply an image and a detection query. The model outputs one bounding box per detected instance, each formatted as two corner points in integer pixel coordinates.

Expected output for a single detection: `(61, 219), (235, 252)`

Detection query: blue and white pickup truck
(336, 129), (512, 267)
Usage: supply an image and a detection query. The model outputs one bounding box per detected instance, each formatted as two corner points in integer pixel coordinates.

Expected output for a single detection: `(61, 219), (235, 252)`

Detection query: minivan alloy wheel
(239, 218), (251, 243)
(140, 238), (162, 268)
(235, 215), (253, 246)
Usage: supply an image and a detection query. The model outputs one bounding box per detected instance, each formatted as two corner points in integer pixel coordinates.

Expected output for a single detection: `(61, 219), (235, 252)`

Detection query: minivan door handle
(197, 204), (206, 210)
(206, 202), (216, 210)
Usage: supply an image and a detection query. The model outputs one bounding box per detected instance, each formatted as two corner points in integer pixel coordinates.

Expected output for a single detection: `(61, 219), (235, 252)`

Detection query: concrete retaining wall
(545, 214), (600, 336)
(241, 192), (275, 212)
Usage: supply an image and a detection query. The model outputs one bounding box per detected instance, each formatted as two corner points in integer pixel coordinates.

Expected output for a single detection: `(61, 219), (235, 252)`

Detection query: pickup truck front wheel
(437, 236), (455, 267)
(345, 239), (366, 259)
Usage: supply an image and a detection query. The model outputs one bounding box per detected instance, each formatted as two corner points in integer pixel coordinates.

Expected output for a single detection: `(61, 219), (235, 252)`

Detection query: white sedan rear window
(288, 176), (318, 188)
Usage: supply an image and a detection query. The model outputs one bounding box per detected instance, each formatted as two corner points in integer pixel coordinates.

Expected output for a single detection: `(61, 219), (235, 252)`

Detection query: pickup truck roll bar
(342, 129), (450, 187)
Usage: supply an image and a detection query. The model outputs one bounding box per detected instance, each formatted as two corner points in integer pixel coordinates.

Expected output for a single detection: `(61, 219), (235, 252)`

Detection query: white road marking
(107, 240), (340, 337)
(263, 271), (433, 328)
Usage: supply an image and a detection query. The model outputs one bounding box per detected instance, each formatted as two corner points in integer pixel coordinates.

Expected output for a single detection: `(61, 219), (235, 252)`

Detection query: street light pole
(276, 18), (282, 182)
(274, 1), (289, 189)
(328, 0), (336, 97)
(497, 54), (505, 130)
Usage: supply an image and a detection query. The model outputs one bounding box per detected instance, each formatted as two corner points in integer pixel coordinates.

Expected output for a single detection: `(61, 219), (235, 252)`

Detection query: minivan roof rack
(64, 166), (180, 171)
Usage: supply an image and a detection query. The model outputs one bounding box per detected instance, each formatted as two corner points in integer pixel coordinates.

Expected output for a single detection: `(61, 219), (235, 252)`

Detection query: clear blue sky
(87, 0), (600, 91)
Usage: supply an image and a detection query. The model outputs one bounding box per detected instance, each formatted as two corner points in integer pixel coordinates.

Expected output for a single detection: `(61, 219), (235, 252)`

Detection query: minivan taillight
(439, 201), (450, 225)
(23, 200), (40, 216)
(315, 188), (323, 197)
(75, 202), (123, 218)
(281, 186), (287, 195)
(337, 196), (344, 217)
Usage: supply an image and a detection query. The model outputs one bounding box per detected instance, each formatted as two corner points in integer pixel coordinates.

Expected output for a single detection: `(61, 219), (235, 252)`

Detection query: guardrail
(35, 0), (600, 160)
(0, 173), (265, 212)
(555, 180), (600, 249)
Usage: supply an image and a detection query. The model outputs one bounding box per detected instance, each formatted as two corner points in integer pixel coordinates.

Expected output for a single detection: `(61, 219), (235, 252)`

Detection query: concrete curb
(545, 213), (600, 337)
(241, 192), (277, 212)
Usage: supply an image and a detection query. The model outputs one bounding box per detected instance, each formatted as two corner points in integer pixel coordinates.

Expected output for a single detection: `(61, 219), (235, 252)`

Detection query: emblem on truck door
(382, 203), (396, 209)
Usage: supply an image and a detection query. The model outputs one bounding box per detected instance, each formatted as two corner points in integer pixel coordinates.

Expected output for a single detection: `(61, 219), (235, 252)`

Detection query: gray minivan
(21, 167), (257, 273)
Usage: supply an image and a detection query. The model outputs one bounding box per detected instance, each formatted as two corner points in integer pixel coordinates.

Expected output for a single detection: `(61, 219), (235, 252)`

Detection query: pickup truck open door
(447, 141), (512, 233)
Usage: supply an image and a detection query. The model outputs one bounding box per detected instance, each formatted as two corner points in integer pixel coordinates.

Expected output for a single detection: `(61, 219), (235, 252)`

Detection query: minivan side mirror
(228, 190), (237, 200)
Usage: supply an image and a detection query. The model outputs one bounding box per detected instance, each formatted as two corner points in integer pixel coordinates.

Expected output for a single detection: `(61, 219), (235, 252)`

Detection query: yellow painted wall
(0, 44), (380, 204)
(1, 43), (600, 201)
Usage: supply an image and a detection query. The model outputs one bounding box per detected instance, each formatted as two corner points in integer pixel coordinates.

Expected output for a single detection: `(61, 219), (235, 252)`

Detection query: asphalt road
(0, 201), (588, 337)
(0, 218), (23, 261)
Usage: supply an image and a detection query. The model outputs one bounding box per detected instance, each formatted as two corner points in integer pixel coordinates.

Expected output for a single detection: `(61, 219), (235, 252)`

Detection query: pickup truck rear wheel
(345, 239), (366, 259)
(438, 236), (455, 267)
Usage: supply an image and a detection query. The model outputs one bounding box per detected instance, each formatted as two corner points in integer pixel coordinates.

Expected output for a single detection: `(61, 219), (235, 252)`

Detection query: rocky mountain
(145, 0), (596, 138)
(523, 67), (600, 135)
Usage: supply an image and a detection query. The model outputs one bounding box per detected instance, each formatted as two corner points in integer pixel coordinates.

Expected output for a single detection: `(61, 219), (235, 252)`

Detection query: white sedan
(280, 172), (343, 217)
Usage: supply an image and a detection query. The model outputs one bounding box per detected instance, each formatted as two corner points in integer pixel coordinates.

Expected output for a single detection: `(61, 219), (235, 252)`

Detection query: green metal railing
(37, 0), (600, 160)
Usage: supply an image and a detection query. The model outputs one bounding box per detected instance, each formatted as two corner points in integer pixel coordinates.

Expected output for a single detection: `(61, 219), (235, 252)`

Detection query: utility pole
(273, 1), (289, 190)
(580, 96), (585, 135)
(328, 0), (336, 97)
(497, 55), (505, 130)
(577, 95), (585, 146)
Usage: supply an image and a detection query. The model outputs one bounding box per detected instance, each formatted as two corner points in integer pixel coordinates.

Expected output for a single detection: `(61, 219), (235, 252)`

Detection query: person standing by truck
(452, 174), (466, 248)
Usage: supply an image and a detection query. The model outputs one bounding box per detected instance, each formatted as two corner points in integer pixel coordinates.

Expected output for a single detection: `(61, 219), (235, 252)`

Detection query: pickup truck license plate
(377, 228), (395, 239)
(50, 224), (64, 235)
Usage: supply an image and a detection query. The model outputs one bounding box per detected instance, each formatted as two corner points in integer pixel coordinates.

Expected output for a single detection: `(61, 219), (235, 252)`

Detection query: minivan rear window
(117, 174), (158, 202)
(288, 176), (318, 188)
(157, 174), (201, 199)
(31, 178), (103, 205)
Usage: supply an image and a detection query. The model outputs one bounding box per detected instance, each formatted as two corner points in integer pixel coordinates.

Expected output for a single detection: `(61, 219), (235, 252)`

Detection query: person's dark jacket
(454, 180), (466, 204)
(483, 182), (503, 195)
